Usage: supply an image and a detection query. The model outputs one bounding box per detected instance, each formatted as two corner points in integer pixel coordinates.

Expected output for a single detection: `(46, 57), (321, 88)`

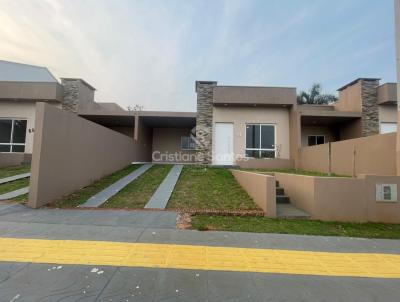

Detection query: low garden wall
(298, 133), (397, 176)
(0, 153), (31, 168)
(237, 158), (294, 170)
(231, 170), (276, 217)
(275, 172), (400, 223)
(28, 103), (136, 208)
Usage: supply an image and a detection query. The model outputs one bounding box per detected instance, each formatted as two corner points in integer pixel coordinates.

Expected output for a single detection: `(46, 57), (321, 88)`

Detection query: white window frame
(245, 123), (276, 158)
(0, 118), (27, 153)
(307, 135), (325, 146)
(180, 135), (196, 150)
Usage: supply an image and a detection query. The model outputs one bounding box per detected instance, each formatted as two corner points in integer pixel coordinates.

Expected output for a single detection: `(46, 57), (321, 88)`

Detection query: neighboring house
(195, 78), (397, 166)
(0, 60), (397, 168)
(0, 60), (124, 155)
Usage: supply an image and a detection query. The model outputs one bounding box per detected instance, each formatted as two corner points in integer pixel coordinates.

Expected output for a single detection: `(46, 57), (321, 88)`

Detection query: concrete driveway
(0, 202), (399, 302)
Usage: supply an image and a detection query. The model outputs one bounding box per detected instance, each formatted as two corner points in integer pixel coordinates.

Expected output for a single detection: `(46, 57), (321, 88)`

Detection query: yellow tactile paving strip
(0, 237), (399, 279)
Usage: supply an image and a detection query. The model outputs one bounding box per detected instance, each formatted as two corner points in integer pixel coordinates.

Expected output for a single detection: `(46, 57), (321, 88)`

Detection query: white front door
(214, 123), (234, 165)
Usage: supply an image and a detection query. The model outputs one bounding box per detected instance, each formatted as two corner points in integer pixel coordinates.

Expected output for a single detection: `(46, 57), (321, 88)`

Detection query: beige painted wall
(0, 100), (61, 154)
(237, 158), (294, 170)
(231, 170), (276, 217)
(152, 128), (196, 163)
(275, 172), (400, 223)
(28, 103), (136, 208)
(300, 126), (337, 147)
(298, 143), (330, 173)
(213, 107), (291, 162)
(335, 82), (362, 112)
(298, 133), (397, 176)
(379, 104), (397, 123)
(0, 153), (31, 168)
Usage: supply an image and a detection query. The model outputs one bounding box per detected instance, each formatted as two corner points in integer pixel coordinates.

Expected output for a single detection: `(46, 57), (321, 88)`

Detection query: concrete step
(276, 187), (284, 195)
(277, 204), (311, 219)
(276, 195), (290, 204)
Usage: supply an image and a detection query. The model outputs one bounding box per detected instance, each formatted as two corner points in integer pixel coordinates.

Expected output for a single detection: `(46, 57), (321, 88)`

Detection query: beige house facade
(0, 60), (398, 170)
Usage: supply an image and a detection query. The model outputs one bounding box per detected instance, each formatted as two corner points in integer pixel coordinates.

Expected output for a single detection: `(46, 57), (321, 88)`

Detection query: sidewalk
(0, 202), (399, 302)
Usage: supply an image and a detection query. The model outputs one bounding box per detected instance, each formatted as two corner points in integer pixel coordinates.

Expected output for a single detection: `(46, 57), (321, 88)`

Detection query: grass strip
(168, 166), (259, 210)
(102, 164), (172, 208)
(191, 215), (400, 239)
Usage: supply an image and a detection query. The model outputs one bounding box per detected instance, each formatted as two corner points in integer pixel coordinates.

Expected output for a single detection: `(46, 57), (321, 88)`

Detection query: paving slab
(0, 186), (29, 200)
(0, 172), (30, 185)
(80, 163), (153, 207)
(145, 164), (183, 209)
(277, 203), (311, 218)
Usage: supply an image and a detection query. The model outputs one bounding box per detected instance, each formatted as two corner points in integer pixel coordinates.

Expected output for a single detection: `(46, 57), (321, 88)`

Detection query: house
(195, 78), (397, 167)
(0, 60), (397, 170)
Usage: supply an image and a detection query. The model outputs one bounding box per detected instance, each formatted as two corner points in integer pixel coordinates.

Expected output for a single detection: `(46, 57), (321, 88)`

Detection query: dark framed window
(181, 136), (196, 150)
(308, 135), (325, 146)
(245, 124), (275, 158)
(0, 119), (27, 153)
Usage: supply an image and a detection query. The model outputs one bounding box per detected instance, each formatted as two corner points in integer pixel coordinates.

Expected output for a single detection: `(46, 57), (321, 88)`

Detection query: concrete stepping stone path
(0, 173), (30, 185)
(0, 187), (29, 200)
(144, 164), (183, 209)
(80, 164), (153, 208)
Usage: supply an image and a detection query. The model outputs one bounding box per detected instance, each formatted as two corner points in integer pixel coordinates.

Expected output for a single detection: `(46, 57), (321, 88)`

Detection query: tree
(297, 83), (337, 105)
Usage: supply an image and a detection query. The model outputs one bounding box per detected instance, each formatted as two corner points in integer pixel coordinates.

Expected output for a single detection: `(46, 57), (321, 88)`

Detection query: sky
(0, 0), (396, 111)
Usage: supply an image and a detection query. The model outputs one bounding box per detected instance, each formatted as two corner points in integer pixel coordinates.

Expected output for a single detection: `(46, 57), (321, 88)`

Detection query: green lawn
(191, 215), (400, 239)
(0, 164), (30, 178)
(0, 177), (29, 203)
(52, 164), (142, 208)
(167, 166), (259, 210)
(101, 164), (172, 208)
(243, 168), (347, 177)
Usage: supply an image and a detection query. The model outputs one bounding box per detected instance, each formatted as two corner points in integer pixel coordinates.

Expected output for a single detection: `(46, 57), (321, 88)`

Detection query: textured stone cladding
(61, 79), (79, 113)
(361, 79), (379, 136)
(196, 82), (217, 164)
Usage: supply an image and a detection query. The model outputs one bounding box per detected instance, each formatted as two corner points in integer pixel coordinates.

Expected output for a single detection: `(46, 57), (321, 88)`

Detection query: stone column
(195, 81), (217, 164)
(61, 79), (80, 113)
(360, 79), (379, 137)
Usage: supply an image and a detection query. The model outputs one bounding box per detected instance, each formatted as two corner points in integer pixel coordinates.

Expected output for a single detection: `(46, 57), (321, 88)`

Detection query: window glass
(246, 125), (260, 149)
(316, 136), (325, 145)
(261, 125), (274, 149)
(12, 120), (27, 144)
(260, 150), (275, 158)
(0, 145), (11, 152)
(181, 136), (196, 150)
(11, 145), (25, 153)
(245, 149), (259, 158)
(0, 120), (12, 143)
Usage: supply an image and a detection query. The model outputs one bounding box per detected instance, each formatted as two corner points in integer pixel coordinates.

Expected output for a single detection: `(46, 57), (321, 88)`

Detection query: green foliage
(297, 83), (337, 105)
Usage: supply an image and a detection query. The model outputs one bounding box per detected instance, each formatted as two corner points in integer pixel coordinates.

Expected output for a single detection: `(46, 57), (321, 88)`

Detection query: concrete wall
(231, 170), (276, 217)
(133, 117), (153, 162)
(275, 172), (400, 223)
(298, 143), (330, 173)
(335, 82), (362, 112)
(377, 83), (397, 104)
(152, 128), (196, 163)
(0, 82), (63, 101)
(237, 158), (294, 170)
(0, 153), (31, 168)
(213, 86), (296, 106)
(379, 104), (397, 124)
(28, 103), (136, 208)
(298, 133), (397, 176)
(213, 107), (291, 161)
(300, 125), (337, 147)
